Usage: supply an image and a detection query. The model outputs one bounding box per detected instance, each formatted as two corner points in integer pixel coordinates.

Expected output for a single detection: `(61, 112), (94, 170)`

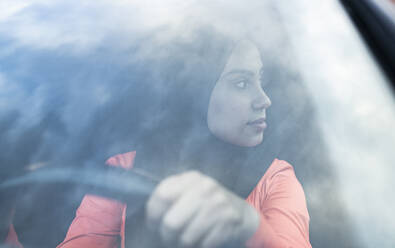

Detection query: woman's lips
(247, 118), (267, 131)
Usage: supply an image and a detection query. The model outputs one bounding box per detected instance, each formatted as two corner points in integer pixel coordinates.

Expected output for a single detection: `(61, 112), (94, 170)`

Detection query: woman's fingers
(184, 198), (242, 248)
(200, 224), (230, 248)
(178, 199), (220, 247)
(145, 171), (259, 248)
(145, 171), (202, 229)
(159, 183), (206, 246)
(162, 175), (220, 247)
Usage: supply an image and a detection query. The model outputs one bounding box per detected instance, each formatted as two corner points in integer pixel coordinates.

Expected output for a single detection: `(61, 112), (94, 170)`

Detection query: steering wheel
(0, 166), (158, 247)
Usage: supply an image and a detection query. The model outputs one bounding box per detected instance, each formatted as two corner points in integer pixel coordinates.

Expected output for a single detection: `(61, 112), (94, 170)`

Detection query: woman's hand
(145, 171), (260, 248)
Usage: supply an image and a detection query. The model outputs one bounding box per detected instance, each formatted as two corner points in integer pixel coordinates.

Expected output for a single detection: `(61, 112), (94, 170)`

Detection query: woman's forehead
(220, 40), (263, 77)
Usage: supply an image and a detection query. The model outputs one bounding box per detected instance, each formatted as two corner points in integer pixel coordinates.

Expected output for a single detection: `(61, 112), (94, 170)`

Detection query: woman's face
(207, 40), (271, 147)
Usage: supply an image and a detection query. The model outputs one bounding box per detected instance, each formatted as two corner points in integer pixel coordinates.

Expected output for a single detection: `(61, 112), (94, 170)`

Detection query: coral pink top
(57, 151), (311, 248)
(4, 224), (23, 248)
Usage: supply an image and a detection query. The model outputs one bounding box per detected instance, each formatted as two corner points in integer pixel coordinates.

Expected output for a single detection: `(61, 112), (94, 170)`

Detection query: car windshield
(0, 1), (394, 248)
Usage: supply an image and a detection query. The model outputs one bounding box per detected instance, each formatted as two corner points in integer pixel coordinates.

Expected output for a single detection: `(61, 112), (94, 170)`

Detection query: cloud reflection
(1, 0), (394, 247)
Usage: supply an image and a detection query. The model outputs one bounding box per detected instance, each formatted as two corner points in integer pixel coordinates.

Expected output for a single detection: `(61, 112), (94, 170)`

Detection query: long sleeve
(5, 224), (23, 248)
(245, 159), (311, 248)
(57, 151), (136, 248)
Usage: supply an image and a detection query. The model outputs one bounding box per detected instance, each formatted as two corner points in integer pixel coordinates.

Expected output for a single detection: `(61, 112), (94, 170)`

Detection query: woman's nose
(252, 90), (271, 111)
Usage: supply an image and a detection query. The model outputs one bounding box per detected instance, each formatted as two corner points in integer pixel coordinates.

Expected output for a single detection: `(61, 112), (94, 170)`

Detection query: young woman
(57, 34), (312, 248)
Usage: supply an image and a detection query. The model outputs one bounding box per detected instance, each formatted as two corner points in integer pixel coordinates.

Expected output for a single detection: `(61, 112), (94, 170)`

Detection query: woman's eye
(236, 81), (247, 89)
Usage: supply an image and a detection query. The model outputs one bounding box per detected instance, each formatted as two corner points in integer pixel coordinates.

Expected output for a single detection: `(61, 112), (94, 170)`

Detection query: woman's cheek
(230, 95), (251, 124)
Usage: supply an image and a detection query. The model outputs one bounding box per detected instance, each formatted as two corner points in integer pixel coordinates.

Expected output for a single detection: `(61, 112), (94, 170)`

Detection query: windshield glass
(1, 1), (394, 248)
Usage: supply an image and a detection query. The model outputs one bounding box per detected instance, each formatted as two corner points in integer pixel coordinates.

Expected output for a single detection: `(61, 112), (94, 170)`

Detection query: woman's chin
(228, 133), (264, 148)
(244, 137), (264, 147)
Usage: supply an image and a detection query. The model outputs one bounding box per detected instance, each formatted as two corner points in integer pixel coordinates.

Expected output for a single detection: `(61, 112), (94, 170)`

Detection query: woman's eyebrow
(223, 69), (254, 78)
